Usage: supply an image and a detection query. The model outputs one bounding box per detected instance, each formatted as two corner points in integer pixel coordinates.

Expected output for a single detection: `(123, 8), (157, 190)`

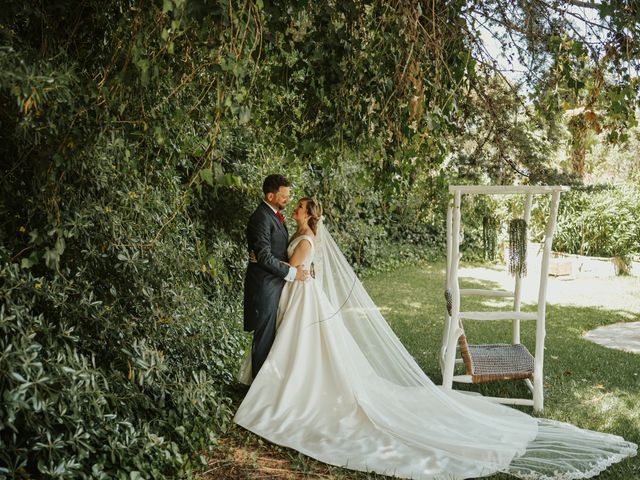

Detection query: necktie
(276, 211), (284, 224)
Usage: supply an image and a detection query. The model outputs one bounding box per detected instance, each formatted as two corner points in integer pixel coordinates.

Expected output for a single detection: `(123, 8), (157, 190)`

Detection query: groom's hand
(295, 265), (309, 282)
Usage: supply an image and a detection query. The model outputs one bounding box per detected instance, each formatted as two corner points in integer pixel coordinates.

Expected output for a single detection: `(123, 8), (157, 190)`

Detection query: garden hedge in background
(552, 185), (640, 260)
(458, 185), (640, 267)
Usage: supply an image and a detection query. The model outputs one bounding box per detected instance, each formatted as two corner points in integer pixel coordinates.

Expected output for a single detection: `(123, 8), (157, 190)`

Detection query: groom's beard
(266, 199), (288, 211)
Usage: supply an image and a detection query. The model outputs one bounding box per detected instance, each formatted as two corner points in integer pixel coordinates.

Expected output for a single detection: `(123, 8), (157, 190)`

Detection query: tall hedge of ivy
(0, 1), (467, 477)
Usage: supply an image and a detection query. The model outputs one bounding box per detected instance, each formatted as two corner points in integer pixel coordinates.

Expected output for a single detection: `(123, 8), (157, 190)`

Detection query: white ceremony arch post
(440, 185), (569, 412)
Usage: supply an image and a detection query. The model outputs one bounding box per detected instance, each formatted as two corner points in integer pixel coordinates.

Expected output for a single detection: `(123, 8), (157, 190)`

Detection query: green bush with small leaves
(530, 185), (640, 260)
(0, 1), (454, 477)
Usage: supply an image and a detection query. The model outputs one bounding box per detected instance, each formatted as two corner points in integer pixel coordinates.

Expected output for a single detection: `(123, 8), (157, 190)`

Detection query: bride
(234, 197), (636, 479)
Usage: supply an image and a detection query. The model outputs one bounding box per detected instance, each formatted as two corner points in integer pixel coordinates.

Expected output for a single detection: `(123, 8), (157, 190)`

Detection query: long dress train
(234, 231), (637, 480)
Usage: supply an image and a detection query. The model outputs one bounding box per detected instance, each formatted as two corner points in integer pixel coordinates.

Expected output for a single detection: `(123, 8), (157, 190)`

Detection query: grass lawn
(204, 260), (640, 479)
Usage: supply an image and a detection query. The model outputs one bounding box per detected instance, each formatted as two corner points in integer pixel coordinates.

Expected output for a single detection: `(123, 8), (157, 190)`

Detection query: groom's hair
(262, 174), (290, 195)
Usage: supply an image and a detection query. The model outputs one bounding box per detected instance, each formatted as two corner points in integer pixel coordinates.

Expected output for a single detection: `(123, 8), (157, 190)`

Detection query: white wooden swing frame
(440, 185), (569, 412)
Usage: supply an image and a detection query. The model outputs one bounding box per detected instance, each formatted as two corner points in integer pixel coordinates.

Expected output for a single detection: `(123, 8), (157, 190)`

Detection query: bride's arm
(288, 239), (312, 268)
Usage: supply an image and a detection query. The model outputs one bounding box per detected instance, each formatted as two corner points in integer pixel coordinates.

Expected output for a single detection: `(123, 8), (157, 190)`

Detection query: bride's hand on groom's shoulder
(248, 250), (257, 263)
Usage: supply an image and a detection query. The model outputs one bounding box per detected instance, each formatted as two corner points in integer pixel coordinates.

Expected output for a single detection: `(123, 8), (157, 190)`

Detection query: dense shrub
(0, 246), (238, 478)
(546, 185), (640, 259)
(447, 186), (640, 264)
(0, 1), (458, 477)
(0, 145), (243, 477)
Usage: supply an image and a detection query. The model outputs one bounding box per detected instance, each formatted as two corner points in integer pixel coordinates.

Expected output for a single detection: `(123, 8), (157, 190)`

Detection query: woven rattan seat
(458, 336), (534, 383)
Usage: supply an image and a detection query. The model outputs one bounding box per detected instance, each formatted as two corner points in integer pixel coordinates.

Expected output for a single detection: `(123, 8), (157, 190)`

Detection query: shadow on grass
(364, 261), (640, 479)
(208, 260), (639, 479)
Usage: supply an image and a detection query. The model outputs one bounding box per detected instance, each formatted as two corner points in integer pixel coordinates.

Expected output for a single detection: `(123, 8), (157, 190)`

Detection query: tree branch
(536, 0), (615, 34)
(557, 0), (601, 10)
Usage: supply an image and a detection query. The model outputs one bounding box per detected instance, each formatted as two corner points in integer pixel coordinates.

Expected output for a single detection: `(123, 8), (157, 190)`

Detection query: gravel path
(459, 265), (640, 314)
(583, 322), (640, 354)
(458, 262), (640, 353)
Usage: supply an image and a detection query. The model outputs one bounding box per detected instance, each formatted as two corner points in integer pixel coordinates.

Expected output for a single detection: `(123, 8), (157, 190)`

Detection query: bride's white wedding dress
(234, 225), (636, 479)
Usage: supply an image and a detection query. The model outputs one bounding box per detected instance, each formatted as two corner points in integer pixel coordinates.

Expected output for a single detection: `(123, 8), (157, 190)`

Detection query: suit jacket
(243, 202), (290, 332)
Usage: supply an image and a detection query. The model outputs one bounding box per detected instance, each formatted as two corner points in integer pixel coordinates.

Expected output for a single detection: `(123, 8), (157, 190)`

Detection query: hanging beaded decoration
(482, 215), (498, 261)
(508, 218), (528, 277)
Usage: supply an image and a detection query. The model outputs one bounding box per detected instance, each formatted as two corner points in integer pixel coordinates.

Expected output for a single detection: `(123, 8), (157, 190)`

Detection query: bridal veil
(311, 219), (636, 479)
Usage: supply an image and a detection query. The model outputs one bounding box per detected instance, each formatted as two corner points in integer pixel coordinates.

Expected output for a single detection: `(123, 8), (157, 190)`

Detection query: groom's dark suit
(244, 201), (290, 377)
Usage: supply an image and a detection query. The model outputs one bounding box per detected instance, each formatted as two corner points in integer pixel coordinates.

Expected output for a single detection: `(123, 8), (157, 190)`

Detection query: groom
(244, 174), (306, 378)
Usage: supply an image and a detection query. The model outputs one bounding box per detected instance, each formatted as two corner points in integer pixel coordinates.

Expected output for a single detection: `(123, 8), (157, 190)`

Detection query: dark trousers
(251, 313), (276, 378)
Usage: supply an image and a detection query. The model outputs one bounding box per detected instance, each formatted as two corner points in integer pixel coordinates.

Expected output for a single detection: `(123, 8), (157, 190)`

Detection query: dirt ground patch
(201, 443), (296, 479)
(200, 433), (339, 480)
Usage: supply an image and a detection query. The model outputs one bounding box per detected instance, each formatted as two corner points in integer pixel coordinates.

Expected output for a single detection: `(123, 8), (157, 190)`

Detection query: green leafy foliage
(548, 185), (640, 259)
(1, 0), (639, 477)
(0, 1), (455, 476)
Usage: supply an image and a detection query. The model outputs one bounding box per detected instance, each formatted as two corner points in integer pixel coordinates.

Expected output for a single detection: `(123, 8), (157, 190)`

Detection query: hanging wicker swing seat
(441, 185), (570, 412)
(444, 289), (535, 384)
(458, 335), (534, 383)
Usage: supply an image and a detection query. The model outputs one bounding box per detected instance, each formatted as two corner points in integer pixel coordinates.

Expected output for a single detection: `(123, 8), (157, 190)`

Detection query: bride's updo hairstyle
(301, 197), (322, 235)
